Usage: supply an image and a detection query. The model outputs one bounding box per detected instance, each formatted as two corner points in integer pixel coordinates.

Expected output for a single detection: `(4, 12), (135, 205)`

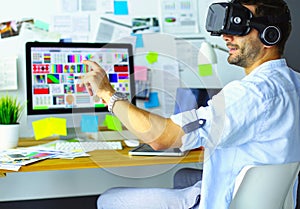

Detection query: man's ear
(259, 26), (281, 46)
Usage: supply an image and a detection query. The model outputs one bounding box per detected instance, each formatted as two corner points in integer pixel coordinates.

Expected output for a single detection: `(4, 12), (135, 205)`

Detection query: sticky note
(144, 92), (160, 108)
(114, 0), (129, 15)
(34, 19), (49, 31)
(81, 115), (99, 132)
(104, 115), (123, 131)
(50, 117), (67, 136)
(134, 66), (148, 81)
(131, 33), (144, 48)
(146, 51), (158, 64)
(198, 64), (213, 76)
(32, 117), (67, 140)
(32, 118), (53, 140)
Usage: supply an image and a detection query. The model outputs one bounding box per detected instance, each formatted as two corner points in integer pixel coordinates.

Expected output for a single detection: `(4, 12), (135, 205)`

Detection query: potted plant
(0, 95), (24, 149)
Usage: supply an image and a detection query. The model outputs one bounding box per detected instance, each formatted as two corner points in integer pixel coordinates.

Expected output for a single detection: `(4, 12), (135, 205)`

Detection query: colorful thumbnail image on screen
(28, 43), (133, 112)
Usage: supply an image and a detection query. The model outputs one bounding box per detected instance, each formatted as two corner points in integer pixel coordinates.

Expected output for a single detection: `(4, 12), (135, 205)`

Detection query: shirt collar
(246, 58), (287, 77)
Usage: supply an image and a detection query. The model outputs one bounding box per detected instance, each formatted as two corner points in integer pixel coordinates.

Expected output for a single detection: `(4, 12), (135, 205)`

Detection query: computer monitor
(25, 42), (136, 137)
(174, 88), (222, 114)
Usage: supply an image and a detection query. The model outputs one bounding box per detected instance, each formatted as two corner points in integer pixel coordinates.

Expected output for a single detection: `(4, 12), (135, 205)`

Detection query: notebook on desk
(128, 143), (186, 157)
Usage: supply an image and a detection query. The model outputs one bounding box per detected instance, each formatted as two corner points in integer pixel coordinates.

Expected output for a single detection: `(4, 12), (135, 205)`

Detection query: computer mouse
(124, 139), (140, 147)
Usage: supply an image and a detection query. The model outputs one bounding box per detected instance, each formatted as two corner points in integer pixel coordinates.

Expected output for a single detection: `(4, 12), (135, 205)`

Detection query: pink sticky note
(134, 66), (148, 81)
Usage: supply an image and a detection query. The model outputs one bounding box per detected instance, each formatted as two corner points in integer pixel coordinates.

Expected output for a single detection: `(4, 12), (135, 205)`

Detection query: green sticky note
(146, 51), (158, 64)
(105, 115), (123, 131)
(198, 64), (213, 76)
(32, 118), (53, 140)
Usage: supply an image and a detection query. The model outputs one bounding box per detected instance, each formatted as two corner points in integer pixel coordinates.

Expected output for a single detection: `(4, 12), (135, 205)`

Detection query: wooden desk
(0, 138), (203, 174)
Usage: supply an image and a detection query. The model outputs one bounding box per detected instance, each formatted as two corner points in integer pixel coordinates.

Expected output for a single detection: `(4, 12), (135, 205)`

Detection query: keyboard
(55, 141), (123, 152)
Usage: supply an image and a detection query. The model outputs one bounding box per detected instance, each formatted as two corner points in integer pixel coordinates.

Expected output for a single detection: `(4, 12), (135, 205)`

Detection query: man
(82, 0), (300, 208)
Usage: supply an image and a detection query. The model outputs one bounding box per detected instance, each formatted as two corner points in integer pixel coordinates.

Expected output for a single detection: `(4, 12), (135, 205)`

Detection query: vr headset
(206, 2), (290, 46)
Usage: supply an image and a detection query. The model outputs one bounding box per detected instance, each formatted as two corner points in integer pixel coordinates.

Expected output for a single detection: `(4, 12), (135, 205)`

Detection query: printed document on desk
(0, 147), (63, 171)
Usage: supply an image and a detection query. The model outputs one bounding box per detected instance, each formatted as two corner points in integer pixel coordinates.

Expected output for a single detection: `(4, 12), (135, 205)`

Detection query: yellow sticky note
(32, 117), (67, 140)
(198, 64), (213, 76)
(32, 118), (52, 140)
(105, 115), (123, 131)
(50, 117), (67, 136)
(146, 51), (158, 64)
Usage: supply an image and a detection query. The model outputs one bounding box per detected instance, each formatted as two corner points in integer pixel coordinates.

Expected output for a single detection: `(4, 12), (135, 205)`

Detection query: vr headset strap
(251, 14), (290, 26)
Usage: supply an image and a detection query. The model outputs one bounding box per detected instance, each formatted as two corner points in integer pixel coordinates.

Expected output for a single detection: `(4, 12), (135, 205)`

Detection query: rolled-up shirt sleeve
(170, 80), (266, 152)
(170, 106), (211, 151)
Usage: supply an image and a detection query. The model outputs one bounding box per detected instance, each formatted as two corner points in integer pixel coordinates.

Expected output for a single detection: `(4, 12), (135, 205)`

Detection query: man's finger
(82, 60), (102, 72)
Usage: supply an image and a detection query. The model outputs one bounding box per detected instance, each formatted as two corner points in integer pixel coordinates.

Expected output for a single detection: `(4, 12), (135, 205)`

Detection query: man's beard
(227, 41), (261, 68)
(227, 50), (249, 68)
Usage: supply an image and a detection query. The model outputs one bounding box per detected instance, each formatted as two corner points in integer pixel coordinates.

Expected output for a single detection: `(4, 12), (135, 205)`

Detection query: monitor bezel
(25, 41), (136, 116)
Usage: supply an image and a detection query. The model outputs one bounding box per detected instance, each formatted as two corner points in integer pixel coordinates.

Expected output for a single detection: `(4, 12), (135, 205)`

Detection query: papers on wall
(19, 22), (61, 42)
(132, 17), (160, 34)
(0, 19), (33, 39)
(52, 13), (90, 41)
(175, 38), (200, 72)
(134, 33), (180, 116)
(95, 17), (132, 43)
(60, 0), (97, 12)
(94, 19), (114, 42)
(128, 0), (159, 17)
(60, 0), (79, 13)
(81, 0), (97, 11)
(160, 0), (199, 34)
(0, 56), (18, 91)
(99, 0), (114, 14)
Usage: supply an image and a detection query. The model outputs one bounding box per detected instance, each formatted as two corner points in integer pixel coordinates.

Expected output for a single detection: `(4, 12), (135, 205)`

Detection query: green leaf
(0, 95), (25, 124)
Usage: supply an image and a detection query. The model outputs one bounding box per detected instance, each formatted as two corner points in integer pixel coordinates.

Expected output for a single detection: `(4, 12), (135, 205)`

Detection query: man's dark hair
(232, 0), (291, 54)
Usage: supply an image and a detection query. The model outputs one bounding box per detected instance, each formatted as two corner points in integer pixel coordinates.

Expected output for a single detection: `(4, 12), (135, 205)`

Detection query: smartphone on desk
(128, 143), (186, 157)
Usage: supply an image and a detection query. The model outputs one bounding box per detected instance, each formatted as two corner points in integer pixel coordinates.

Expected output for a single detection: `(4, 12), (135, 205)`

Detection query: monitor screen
(26, 42), (136, 116)
(174, 88), (222, 114)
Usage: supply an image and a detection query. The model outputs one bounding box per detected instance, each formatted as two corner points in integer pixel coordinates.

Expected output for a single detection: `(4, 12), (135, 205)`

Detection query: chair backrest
(229, 162), (300, 209)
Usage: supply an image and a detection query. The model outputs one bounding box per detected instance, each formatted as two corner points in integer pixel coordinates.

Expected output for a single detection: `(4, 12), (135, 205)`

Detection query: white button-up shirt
(171, 59), (300, 209)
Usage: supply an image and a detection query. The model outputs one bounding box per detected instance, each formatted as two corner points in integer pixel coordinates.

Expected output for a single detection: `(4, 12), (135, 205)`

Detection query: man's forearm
(113, 100), (184, 149)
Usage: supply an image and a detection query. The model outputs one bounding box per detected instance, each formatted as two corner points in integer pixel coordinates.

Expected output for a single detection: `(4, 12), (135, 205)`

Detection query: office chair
(229, 162), (300, 209)
(173, 88), (300, 208)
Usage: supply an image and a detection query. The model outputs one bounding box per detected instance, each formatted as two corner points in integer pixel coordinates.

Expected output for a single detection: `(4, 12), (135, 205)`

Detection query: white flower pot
(0, 124), (20, 150)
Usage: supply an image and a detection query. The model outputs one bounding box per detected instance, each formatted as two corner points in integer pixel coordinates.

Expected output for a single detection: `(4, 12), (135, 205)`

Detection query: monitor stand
(59, 127), (87, 140)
